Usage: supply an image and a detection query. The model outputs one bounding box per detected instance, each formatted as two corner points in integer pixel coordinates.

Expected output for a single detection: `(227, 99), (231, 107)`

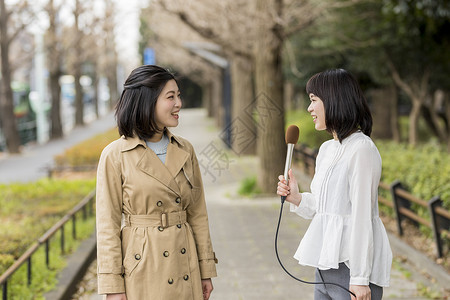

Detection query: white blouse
(290, 131), (392, 287)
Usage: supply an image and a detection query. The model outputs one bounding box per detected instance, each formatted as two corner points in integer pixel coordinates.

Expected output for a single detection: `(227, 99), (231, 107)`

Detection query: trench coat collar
(120, 129), (184, 151)
(120, 129), (189, 196)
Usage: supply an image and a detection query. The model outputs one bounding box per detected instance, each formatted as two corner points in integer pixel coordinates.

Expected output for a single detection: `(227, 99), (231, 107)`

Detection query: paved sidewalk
(0, 110), (115, 183)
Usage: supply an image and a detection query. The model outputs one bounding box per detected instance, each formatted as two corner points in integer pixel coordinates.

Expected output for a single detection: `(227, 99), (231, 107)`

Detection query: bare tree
(45, 0), (63, 139)
(252, 0), (286, 191)
(152, 0), (338, 193)
(102, 0), (119, 109)
(0, 0), (33, 153)
(141, 6), (232, 127)
(72, 0), (85, 126)
(155, 0), (258, 157)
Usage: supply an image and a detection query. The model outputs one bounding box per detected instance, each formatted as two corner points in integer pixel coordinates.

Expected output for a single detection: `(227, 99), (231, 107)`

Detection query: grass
(0, 126), (118, 299)
(238, 176), (262, 197)
(0, 178), (96, 299)
(0, 216), (95, 300)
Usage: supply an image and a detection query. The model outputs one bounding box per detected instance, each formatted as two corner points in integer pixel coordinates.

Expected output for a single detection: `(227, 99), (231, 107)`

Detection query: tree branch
(156, 0), (251, 59)
(386, 55), (415, 99)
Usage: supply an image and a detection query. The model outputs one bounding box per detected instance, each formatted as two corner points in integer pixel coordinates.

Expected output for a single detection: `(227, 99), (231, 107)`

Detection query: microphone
(281, 125), (299, 203)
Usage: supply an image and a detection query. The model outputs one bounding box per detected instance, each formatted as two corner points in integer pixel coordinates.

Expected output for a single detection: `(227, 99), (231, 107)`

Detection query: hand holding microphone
(278, 169), (301, 206)
(278, 125), (300, 204)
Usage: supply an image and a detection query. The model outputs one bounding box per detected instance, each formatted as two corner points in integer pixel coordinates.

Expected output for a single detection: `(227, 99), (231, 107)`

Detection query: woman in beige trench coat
(96, 65), (217, 300)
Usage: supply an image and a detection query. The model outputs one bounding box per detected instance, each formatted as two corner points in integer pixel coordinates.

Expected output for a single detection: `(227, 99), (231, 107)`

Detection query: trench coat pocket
(122, 227), (146, 277)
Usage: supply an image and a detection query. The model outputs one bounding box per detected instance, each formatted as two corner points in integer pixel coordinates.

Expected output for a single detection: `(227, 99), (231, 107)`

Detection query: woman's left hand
(350, 285), (371, 300)
(201, 278), (214, 300)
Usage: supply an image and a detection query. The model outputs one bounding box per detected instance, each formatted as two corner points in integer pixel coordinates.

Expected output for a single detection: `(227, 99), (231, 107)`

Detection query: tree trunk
(370, 85), (398, 140)
(201, 82), (213, 117)
(49, 72), (63, 138)
(254, 0), (286, 194)
(74, 68), (84, 126)
(47, 0), (63, 139)
(409, 99), (421, 146)
(446, 92), (450, 152)
(107, 66), (118, 108)
(390, 86), (400, 143)
(387, 59), (429, 146)
(92, 68), (99, 118)
(212, 72), (223, 128)
(230, 55), (256, 155)
(73, 0), (84, 126)
(284, 81), (294, 112)
(422, 90), (448, 144)
(0, 0), (21, 153)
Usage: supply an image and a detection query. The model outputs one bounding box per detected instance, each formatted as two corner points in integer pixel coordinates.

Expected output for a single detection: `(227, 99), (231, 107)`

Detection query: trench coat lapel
(165, 142), (189, 179)
(134, 133), (189, 197)
(137, 148), (181, 196)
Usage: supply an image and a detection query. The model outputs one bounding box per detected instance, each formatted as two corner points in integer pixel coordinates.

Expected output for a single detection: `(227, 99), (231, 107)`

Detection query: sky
(113, 0), (143, 67)
(6, 0), (143, 68)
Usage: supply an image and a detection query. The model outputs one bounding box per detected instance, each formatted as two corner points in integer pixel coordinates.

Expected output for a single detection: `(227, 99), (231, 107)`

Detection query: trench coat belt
(123, 211), (187, 229)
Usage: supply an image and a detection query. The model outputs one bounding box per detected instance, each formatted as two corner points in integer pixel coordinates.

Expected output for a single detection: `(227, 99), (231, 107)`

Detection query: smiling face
(154, 79), (182, 131)
(307, 93), (326, 131)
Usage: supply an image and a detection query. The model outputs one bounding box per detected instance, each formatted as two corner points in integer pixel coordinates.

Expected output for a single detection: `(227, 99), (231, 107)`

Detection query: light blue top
(146, 134), (169, 164)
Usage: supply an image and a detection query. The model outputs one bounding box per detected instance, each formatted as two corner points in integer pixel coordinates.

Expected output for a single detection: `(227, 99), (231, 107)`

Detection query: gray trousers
(314, 263), (383, 300)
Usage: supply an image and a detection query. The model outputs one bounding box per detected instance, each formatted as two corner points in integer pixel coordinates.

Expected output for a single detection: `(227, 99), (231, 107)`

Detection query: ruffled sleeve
(290, 192), (316, 219)
(347, 139), (380, 286)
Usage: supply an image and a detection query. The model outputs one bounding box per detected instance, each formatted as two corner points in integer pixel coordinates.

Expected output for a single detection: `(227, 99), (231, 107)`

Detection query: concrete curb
(44, 232), (97, 300)
(388, 231), (450, 290)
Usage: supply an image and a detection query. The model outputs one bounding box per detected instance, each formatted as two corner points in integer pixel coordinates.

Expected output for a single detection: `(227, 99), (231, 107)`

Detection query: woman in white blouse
(277, 69), (392, 300)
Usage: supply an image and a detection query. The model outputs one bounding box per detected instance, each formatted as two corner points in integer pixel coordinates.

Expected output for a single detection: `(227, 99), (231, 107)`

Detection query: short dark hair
(306, 69), (372, 142)
(115, 65), (177, 140)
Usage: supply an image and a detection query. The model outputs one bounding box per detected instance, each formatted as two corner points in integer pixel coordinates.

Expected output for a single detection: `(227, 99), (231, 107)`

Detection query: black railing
(0, 190), (95, 300)
(294, 145), (449, 258)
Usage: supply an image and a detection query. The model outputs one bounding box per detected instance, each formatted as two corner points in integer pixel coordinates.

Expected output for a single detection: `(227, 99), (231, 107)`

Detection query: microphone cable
(274, 199), (357, 298)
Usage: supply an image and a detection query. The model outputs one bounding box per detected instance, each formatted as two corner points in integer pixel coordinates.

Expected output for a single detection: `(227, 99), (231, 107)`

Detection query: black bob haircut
(306, 69), (372, 143)
(115, 65), (177, 140)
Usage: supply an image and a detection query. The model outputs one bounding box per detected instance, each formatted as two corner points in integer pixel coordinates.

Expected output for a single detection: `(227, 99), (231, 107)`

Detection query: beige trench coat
(96, 129), (217, 299)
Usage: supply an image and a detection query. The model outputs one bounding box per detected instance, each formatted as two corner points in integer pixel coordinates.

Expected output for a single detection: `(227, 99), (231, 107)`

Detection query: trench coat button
(157, 201), (163, 207)
(180, 248), (186, 254)
(177, 224), (182, 229)
(175, 197), (181, 204)
(168, 278), (174, 284)
(183, 275), (189, 281)
(163, 251), (169, 257)
(158, 226), (164, 232)
(135, 254), (141, 260)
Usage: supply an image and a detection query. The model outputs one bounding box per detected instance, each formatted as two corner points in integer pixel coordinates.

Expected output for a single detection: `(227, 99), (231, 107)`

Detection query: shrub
(0, 178), (96, 272)
(54, 128), (119, 167)
(376, 140), (450, 210)
(238, 176), (262, 197)
(0, 217), (95, 299)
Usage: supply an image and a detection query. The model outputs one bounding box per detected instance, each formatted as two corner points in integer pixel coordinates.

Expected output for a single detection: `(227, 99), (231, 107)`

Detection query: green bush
(0, 178), (96, 272)
(0, 217), (95, 300)
(376, 140), (450, 210)
(54, 127), (118, 167)
(238, 176), (262, 197)
(1, 128), (104, 299)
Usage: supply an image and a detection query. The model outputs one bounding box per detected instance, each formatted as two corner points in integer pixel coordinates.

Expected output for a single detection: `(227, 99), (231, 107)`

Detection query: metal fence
(294, 144), (450, 258)
(0, 190), (95, 300)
